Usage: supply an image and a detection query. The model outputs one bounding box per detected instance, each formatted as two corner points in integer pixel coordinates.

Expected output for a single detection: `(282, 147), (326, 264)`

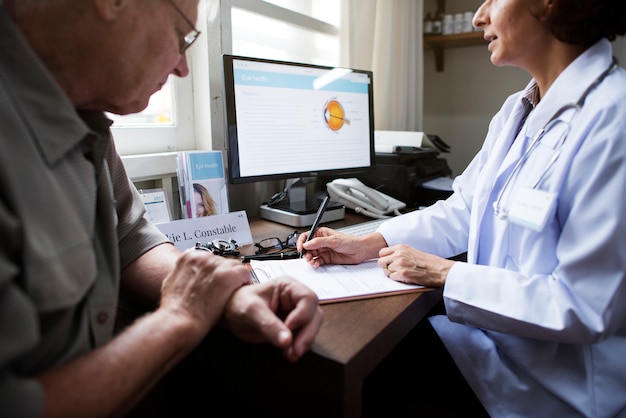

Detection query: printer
(355, 148), (452, 208)
(359, 130), (454, 208)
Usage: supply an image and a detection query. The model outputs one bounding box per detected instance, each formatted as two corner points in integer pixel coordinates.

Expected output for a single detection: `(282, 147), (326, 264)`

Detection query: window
(231, 0), (340, 65)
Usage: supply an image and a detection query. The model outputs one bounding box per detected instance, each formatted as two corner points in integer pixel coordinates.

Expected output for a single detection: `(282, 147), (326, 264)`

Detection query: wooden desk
(160, 214), (441, 418)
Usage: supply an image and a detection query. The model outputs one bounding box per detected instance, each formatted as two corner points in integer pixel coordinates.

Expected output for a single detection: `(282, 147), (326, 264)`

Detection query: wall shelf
(424, 31), (485, 72)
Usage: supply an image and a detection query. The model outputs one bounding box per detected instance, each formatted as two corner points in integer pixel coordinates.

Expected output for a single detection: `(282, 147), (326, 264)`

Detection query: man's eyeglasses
(195, 239), (240, 256)
(165, 0), (201, 54)
(254, 231), (299, 255)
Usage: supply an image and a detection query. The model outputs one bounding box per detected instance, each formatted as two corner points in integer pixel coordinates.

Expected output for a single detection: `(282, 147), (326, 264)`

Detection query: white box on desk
(374, 130), (425, 153)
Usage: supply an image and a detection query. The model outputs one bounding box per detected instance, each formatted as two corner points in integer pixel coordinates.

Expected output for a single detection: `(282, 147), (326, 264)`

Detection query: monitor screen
(222, 54), (375, 185)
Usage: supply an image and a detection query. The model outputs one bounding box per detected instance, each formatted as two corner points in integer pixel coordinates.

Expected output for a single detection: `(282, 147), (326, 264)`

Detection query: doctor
(298, 0), (626, 416)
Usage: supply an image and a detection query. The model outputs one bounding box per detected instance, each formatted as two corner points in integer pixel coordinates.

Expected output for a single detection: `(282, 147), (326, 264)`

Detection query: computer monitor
(222, 54), (375, 226)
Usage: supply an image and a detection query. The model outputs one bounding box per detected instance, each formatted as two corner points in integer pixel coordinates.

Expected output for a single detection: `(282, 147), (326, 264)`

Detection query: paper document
(250, 258), (425, 303)
(140, 188), (171, 224)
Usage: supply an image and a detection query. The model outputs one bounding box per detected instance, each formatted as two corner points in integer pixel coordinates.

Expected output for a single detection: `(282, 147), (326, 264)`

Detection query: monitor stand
(259, 178), (345, 227)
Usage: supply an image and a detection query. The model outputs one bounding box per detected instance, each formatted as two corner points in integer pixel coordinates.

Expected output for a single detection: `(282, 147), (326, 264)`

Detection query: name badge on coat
(507, 188), (557, 231)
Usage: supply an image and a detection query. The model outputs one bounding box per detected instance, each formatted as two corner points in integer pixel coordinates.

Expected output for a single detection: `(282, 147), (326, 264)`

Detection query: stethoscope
(492, 57), (619, 220)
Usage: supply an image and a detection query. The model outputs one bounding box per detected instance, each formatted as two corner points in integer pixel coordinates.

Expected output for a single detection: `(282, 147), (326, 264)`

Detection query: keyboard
(335, 218), (388, 236)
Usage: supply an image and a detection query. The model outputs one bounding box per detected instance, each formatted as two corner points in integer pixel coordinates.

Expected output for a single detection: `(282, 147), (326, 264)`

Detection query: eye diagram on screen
(323, 99), (350, 131)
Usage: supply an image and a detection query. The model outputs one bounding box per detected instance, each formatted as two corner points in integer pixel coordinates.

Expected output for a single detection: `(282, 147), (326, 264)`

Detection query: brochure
(177, 150), (229, 218)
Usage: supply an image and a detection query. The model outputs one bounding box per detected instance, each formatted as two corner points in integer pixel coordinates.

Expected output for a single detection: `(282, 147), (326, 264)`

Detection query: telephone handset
(327, 178), (406, 218)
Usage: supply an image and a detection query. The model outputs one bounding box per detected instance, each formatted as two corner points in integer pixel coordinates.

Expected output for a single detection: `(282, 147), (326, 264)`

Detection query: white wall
(422, 0), (626, 176)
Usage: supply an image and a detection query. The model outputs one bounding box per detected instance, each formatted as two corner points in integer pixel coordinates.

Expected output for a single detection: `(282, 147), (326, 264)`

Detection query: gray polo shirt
(0, 6), (170, 416)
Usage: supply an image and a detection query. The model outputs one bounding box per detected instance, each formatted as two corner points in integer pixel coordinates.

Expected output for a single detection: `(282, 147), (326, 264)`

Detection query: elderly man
(0, 0), (323, 416)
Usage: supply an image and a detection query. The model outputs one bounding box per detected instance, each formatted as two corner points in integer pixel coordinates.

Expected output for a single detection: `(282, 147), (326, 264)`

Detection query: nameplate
(154, 210), (253, 251)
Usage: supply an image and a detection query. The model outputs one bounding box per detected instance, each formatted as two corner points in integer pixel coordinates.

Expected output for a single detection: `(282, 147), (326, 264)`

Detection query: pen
(241, 251), (301, 263)
(301, 194), (331, 257)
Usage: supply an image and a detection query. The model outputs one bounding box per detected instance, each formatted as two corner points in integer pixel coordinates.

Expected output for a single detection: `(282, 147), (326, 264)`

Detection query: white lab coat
(379, 39), (626, 417)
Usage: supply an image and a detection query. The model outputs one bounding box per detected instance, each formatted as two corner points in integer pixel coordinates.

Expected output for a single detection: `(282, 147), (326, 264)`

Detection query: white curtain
(341, 0), (424, 131)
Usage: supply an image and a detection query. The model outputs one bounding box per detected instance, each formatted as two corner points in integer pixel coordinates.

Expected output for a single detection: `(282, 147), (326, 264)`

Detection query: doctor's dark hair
(544, 0), (626, 45)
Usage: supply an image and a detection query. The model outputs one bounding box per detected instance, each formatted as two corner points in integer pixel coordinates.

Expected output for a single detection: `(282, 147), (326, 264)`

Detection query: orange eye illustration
(324, 99), (350, 131)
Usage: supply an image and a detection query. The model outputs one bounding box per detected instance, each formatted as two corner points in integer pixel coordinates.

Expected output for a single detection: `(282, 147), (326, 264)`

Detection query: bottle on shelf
(431, 11), (443, 34)
(424, 12), (433, 35)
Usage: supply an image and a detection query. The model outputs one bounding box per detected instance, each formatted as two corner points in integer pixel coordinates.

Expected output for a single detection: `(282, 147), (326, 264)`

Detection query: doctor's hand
(377, 245), (455, 288)
(223, 276), (324, 362)
(296, 227), (387, 268)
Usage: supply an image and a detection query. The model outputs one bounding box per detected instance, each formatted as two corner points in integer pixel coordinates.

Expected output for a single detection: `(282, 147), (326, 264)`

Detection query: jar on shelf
(453, 13), (464, 34)
(442, 14), (454, 35)
(463, 11), (474, 32)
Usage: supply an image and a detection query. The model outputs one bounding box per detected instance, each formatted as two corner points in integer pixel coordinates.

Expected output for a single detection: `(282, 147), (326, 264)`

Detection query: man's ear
(93, 0), (129, 21)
